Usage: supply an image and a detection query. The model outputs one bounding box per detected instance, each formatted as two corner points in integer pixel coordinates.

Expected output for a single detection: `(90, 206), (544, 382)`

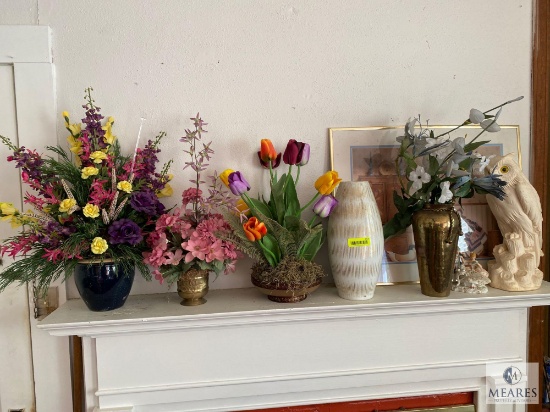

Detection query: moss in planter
(251, 256), (324, 290)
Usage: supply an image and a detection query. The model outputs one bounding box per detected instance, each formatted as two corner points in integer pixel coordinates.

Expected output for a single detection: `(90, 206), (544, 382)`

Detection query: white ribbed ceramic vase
(328, 181), (384, 300)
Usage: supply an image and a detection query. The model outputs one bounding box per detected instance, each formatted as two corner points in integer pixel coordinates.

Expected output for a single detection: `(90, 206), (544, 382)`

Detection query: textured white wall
(0, 0), (533, 293)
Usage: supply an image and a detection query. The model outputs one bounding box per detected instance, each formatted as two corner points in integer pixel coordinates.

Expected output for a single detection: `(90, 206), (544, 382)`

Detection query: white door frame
(0, 25), (73, 411)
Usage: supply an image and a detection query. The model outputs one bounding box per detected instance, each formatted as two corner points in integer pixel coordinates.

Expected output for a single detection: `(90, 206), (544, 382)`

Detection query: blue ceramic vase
(74, 260), (135, 311)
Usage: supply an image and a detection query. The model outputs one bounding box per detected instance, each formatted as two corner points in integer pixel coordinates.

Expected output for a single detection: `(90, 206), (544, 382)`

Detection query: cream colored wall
(0, 0), (533, 293)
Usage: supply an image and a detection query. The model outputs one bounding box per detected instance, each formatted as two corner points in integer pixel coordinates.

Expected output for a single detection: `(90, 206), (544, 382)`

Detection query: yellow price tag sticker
(347, 237), (371, 247)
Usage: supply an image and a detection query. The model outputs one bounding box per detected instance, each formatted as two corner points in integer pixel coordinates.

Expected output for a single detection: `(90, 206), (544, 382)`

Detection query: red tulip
(283, 139), (310, 166)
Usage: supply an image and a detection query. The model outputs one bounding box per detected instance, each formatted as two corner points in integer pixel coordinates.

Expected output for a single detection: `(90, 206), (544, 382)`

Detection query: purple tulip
(228, 171), (251, 196)
(257, 152), (282, 169)
(297, 143), (310, 166)
(313, 195), (338, 218)
(283, 139), (310, 166)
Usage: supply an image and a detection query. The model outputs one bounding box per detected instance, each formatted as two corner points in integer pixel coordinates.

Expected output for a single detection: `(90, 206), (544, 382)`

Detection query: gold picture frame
(329, 125), (521, 284)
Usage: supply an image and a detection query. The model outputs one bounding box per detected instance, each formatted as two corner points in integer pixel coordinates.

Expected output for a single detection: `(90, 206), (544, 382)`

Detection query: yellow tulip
(91, 237), (108, 255)
(314, 171), (342, 195)
(81, 166), (99, 179)
(236, 199), (250, 216)
(59, 198), (77, 213)
(82, 203), (100, 218)
(219, 169), (234, 187)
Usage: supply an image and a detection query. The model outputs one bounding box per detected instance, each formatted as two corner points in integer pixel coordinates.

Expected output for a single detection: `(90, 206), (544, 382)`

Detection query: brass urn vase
(412, 204), (460, 297)
(177, 268), (209, 306)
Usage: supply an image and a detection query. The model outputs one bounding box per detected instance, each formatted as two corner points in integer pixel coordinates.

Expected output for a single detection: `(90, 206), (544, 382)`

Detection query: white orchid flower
(408, 165), (431, 195)
(405, 118), (417, 137)
(445, 160), (459, 177)
(469, 108), (485, 124)
(425, 136), (439, 148)
(438, 181), (453, 203)
(450, 136), (469, 163)
(480, 107), (502, 132)
(473, 153), (494, 173)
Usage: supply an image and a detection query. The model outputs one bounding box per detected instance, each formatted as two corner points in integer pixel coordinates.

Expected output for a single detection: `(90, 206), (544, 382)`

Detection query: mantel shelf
(39, 281), (550, 337)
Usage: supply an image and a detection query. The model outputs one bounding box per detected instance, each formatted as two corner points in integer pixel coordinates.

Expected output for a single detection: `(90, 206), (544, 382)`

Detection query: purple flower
(228, 171), (251, 196)
(108, 219), (143, 245)
(130, 190), (165, 216)
(313, 195), (338, 218)
(283, 139), (310, 166)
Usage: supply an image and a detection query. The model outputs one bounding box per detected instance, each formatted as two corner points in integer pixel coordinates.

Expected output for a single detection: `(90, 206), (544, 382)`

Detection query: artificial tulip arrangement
(0, 89), (172, 293)
(220, 138), (341, 289)
(143, 115), (239, 284)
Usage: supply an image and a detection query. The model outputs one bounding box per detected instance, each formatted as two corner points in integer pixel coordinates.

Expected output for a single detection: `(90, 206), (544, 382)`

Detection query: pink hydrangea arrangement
(143, 115), (239, 283)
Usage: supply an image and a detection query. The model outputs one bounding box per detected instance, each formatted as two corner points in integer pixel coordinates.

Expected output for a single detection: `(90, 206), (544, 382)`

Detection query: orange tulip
(243, 217), (267, 242)
(259, 139), (278, 163)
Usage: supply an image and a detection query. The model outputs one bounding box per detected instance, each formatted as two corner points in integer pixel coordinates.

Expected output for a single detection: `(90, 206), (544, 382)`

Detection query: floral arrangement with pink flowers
(143, 115), (239, 284)
(0, 88), (172, 293)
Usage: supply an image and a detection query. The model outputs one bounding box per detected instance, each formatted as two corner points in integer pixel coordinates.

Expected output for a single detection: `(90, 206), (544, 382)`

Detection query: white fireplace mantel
(39, 282), (550, 412)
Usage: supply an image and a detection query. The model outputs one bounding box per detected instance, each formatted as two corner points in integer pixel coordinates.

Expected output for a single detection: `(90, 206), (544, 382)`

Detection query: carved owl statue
(486, 154), (543, 291)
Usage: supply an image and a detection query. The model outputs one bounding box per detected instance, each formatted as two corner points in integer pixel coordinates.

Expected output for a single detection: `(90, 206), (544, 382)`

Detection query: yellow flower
(91, 237), (109, 255)
(314, 171), (342, 195)
(102, 118), (116, 146)
(10, 215), (23, 228)
(82, 203), (100, 218)
(67, 135), (83, 156)
(59, 198), (77, 213)
(157, 183), (173, 198)
(81, 166), (99, 179)
(90, 151), (108, 164)
(236, 199), (250, 216)
(219, 169), (234, 187)
(117, 181), (133, 193)
(161, 173), (174, 183)
(62, 111), (69, 119)
(67, 123), (81, 136)
(0, 202), (17, 216)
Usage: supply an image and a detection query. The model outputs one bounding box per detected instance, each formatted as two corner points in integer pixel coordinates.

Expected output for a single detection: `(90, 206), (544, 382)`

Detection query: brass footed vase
(177, 269), (209, 306)
(412, 204), (460, 297)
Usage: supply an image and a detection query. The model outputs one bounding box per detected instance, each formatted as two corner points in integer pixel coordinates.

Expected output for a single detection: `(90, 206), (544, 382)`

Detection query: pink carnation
(182, 188), (202, 207)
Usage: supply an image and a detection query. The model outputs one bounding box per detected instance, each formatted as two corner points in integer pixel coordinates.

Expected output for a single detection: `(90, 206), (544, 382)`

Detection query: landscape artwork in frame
(329, 125), (521, 284)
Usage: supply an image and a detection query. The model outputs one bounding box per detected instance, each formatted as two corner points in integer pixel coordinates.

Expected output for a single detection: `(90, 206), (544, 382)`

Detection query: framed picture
(329, 125), (521, 284)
